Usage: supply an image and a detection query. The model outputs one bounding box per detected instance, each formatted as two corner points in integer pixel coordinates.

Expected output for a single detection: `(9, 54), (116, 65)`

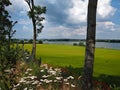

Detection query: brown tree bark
(31, 0), (36, 61)
(82, 0), (98, 90)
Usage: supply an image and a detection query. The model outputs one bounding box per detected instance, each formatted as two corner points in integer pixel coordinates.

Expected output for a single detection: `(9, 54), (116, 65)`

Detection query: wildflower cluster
(12, 68), (40, 90)
(39, 64), (77, 89)
(12, 64), (77, 90)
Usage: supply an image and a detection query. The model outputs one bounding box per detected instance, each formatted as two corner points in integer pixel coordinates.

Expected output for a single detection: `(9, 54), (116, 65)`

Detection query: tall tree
(25, 0), (46, 61)
(82, 0), (98, 90)
(0, 0), (19, 89)
(0, 0), (11, 44)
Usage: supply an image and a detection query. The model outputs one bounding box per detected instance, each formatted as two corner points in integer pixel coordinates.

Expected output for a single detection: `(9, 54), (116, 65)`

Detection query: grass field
(24, 44), (120, 85)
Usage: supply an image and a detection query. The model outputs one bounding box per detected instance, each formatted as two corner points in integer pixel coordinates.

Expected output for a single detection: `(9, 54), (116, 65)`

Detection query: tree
(0, 0), (11, 44)
(25, 0), (46, 61)
(0, 0), (12, 64)
(7, 21), (17, 50)
(0, 0), (17, 50)
(0, 0), (19, 89)
(82, 0), (98, 90)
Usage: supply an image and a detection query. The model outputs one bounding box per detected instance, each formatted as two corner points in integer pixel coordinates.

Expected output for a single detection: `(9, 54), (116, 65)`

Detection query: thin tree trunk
(31, 0), (36, 61)
(82, 0), (98, 90)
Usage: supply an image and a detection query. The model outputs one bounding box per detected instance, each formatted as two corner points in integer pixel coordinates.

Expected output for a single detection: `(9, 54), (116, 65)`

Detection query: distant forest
(12, 39), (120, 43)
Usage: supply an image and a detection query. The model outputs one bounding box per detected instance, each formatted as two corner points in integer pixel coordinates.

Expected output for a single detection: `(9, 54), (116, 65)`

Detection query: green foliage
(0, 0), (11, 42)
(110, 84), (120, 90)
(79, 42), (85, 46)
(38, 40), (43, 44)
(0, 0), (31, 89)
(73, 42), (85, 46)
(28, 39), (33, 43)
(73, 43), (78, 46)
(28, 61), (40, 76)
(25, 0), (46, 35)
(27, 5), (46, 32)
(0, 44), (31, 89)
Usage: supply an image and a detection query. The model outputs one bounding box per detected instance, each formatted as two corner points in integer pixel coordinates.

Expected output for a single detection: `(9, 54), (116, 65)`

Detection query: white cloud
(18, 19), (31, 25)
(68, 0), (88, 23)
(97, 0), (116, 18)
(40, 25), (86, 39)
(23, 25), (29, 30)
(97, 21), (115, 31)
(7, 0), (29, 13)
(48, 0), (57, 4)
(68, 0), (116, 24)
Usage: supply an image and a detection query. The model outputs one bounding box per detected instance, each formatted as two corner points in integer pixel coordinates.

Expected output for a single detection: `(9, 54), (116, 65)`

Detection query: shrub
(38, 40), (43, 44)
(79, 42), (85, 46)
(73, 43), (78, 46)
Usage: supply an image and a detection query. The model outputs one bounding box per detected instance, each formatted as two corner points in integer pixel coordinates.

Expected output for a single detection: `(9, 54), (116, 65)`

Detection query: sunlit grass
(24, 44), (120, 77)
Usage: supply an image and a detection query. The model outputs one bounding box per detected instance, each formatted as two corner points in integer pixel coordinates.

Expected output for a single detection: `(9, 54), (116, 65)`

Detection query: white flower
(23, 87), (27, 90)
(40, 69), (44, 72)
(30, 76), (37, 79)
(16, 83), (20, 87)
(32, 80), (39, 85)
(71, 84), (76, 87)
(26, 81), (31, 84)
(25, 71), (28, 74)
(13, 83), (20, 88)
(64, 79), (68, 82)
(29, 74), (32, 76)
(54, 80), (57, 82)
(42, 75), (49, 78)
(26, 56), (29, 59)
(19, 78), (26, 83)
(4, 69), (11, 73)
(55, 68), (61, 72)
(40, 79), (44, 82)
(25, 76), (30, 79)
(27, 68), (32, 72)
(55, 77), (62, 80)
(49, 80), (52, 83)
(49, 70), (56, 75)
(67, 76), (74, 79)
(39, 82), (42, 85)
(44, 79), (50, 83)
(65, 82), (69, 85)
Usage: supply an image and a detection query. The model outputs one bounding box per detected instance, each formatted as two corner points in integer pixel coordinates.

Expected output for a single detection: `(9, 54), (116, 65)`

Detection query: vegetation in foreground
(10, 61), (111, 90)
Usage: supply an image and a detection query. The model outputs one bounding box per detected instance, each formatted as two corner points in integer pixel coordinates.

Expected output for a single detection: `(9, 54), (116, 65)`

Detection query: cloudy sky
(7, 0), (120, 39)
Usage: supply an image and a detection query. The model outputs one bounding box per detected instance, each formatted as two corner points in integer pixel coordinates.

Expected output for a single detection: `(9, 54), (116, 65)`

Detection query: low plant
(12, 64), (78, 90)
(110, 84), (120, 90)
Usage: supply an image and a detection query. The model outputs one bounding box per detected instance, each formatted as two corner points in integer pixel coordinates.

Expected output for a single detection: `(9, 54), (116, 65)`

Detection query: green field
(24, 44), (120, 85)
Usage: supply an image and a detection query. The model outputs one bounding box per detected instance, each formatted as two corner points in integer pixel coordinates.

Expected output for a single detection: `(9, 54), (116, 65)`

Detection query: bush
(28, 39), (33, 43)
(79, 42), (85, 46)
(73, 43), (78, 46)
(38, 40), (43, 44)
(0, 44), (31, 89)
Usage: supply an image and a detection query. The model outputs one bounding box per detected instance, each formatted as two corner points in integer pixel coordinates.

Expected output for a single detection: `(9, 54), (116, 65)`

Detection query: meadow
(24, 44), (120, 86)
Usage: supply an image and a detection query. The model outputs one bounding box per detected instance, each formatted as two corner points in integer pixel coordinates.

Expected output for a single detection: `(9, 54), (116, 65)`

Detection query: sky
(7, 0), (120, 39)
